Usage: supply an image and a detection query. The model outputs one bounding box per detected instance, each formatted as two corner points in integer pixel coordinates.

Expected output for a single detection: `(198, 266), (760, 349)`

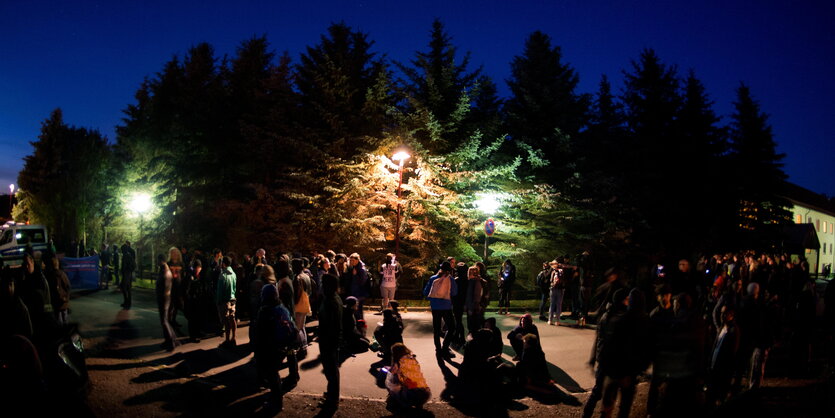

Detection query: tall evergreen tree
(620, 49), (684, 251)
(18, 109), (112, 249)
(677, 70), (734, 249)
(396, 19), (482, 153)
(505, 31), (588, 184)
(728, 83), (790, 234)
(296, 22), (393, 158)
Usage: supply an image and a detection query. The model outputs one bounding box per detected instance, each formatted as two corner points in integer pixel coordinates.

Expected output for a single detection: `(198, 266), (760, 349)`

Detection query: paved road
(71, 288), (596, 416)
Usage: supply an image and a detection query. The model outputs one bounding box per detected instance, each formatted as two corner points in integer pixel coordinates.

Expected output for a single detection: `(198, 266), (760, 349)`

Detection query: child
(374, 308), (404, 363)
(386, 343), (431, 412)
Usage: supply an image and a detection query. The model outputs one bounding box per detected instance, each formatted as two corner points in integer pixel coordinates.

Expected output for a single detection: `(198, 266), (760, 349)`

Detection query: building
(784, 182), (835, 276)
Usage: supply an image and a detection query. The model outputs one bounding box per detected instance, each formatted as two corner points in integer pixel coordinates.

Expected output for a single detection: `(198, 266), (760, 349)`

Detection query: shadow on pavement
(124, 358), (266, 416)
(130, 347), (250, 383)
(546, 362), (585, 393)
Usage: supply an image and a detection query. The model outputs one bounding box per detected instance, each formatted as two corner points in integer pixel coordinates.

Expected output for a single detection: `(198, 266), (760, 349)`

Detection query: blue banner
(62, 255), (100, 290)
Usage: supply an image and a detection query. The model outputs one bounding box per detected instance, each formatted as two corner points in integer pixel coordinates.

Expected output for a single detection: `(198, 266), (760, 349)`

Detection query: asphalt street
(71, 287), (596, 416)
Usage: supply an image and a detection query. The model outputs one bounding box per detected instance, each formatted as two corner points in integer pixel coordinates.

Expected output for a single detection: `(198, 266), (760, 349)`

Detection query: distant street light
(8, 184), (14, 219)
(392, 150), (410, 260)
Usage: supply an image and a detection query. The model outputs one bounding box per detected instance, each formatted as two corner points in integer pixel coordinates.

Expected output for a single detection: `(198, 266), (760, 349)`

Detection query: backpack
(274, 305), (298, 348)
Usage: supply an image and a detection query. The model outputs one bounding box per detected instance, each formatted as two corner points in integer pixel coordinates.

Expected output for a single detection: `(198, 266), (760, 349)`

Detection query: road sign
(484, 218), (496, 236)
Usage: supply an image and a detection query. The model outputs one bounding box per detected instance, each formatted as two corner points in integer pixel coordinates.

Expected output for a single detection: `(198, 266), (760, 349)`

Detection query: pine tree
(620, 49), (684, 251)
(18, 109), (112, 249)
(396, 19), (482, 154)
(728, 83), (790, 234)
(505, 31), (589, 184)
(296, 22), (392, 158)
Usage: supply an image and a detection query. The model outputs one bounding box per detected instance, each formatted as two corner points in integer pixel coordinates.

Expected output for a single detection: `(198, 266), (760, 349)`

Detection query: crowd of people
(4, 242), (834, 416)
(580, 252), (830, 418)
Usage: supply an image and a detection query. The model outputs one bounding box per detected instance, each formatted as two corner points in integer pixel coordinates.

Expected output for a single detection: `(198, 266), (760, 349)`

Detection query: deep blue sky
(2, 1), (834, 196)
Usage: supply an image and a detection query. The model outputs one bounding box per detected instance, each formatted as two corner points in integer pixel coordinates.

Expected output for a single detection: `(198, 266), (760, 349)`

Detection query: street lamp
(475, 193), (501, 263)
(127, 192), (153, 278)
(392, 150), (410, 260)
(8, 184), (14, 220)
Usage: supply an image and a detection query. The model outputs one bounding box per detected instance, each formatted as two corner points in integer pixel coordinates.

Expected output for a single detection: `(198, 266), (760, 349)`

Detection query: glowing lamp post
(8, 184), (14, 219)
(475, 193), (501, 263)
(392, 151), (410, 260)
(127, 192), (153, 277)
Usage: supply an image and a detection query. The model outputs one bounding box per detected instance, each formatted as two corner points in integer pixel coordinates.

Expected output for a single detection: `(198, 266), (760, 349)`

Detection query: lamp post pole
(8, 184), (14, 219)
(392, 151), (410, 261)
(395, 159), (405, 260)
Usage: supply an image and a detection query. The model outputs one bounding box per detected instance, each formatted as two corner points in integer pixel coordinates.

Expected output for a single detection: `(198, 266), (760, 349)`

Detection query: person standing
(167, 247), (185, 327)
(255, 283), (295, 413)
(120, 241), (136, 309)
(497, 259), (516, 315)
(452, 258), (468, 345)
(99, 244), (111, 290)
(110, 244), (121, 287)
(292, 258), (312, 352)
(536, 262), (551, 321)
(318, 273), (343, 410)
(424, 261), (458, 358)
(216, 256), (237, 347)
(347, 253), (369, 320)
(465, 265), (489, 336)
(156, 254), (179, 352)
(44, 255), (70, 326)
(549, 259), (566, 325)
(379, 253), (401, 313)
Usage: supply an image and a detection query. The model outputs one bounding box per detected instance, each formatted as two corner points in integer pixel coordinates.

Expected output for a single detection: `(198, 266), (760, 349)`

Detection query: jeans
(498, 284), (512, 308)
(431, 309), (455, 351)
(538, 290), (549, 318)
(320, 342), (340, 404)
(601, 375), (637, 418)
(749, 347), (768, 389)
(549, 287), (564, 322)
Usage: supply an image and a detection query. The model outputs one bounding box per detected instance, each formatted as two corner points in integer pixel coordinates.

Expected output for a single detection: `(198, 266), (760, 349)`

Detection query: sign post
(484, 218), (496, 263)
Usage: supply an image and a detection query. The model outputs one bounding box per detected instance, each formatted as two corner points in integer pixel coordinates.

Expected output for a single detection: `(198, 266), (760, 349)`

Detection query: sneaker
(548, 320), (553, 326)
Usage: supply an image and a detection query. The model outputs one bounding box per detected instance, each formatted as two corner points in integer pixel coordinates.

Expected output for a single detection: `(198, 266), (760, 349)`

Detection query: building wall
(792, 203), (835, 275)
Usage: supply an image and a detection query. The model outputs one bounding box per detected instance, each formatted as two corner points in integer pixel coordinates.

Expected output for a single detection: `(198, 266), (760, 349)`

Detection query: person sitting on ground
(385, 343), (431, 412)
(342, 296), (370, 354)
(483, 317), (504, 358)
(508, 313), (539, 360)
(516, 334), (554, 390)
(374, 308), (404, 364)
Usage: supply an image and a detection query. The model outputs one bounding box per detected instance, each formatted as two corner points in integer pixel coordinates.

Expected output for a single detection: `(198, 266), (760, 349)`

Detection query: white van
(0, 222), (50, 266)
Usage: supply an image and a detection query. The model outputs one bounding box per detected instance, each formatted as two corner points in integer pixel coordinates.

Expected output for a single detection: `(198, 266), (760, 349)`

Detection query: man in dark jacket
(318, 273), (342, 410)
(121, 241), (137, 309)
(452, 259), (469, 345)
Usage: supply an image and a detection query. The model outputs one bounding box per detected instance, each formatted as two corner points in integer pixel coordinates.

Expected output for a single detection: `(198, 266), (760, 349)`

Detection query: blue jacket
(424, 273), (457, 310)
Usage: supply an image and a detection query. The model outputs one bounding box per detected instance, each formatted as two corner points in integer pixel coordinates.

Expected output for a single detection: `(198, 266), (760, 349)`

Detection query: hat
(345, 296), (358, 307)
(654, 283), (672, 295)
(613, 288), (629, 305)
(260, 283), (278, 303)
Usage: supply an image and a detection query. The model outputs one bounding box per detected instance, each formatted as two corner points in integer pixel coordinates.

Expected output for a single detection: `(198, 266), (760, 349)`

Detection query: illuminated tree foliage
(17, 109), (112, 249)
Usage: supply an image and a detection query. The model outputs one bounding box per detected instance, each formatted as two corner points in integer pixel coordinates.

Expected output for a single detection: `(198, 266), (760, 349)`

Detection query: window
(795, 214), (803, 224)
(816, 219), (821, 231)
(0, 230), (12, 246)
(825, 222), (829, 233)
(808, 216), (813, 224)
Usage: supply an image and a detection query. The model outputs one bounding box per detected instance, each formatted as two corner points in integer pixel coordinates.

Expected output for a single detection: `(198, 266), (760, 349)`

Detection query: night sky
(2, 1), (834, 196)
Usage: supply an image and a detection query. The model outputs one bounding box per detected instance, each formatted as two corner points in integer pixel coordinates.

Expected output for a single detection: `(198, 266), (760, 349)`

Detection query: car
(0, 222), (50, 266)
